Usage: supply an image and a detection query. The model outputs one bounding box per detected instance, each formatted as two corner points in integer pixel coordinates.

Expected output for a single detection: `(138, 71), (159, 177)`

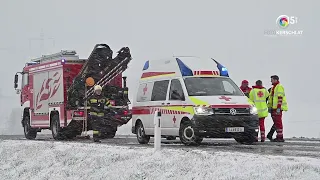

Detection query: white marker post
(154, 110), (161, 151)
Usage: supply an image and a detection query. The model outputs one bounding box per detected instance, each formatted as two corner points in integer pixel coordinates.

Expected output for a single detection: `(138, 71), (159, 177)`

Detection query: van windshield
(184, 77), (244, 96)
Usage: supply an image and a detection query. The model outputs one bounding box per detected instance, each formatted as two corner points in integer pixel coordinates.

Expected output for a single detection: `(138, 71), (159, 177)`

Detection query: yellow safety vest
(249, 88), (269, 118)
(267, 84), (288, 111)
(88, 97), (112, 117)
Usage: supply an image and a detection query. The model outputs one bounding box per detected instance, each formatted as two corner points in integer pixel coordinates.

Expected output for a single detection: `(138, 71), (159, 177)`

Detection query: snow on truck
(14, 44), (132, 140)
(132, 57), (260, 145)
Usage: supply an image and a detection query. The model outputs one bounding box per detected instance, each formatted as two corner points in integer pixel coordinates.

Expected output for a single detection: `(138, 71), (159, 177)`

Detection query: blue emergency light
(212, 58), (229, 77)
(176, 58), (193, 76)
(61, 59), (66, 64)
(142, 60), (149, 70)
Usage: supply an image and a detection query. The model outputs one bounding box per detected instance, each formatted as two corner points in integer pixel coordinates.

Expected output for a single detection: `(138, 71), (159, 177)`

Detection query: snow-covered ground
(0, 140), (320, 180)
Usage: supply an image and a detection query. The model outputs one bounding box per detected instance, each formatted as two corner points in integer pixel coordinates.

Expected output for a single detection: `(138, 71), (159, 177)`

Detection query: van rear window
(184, 77), (243, 96)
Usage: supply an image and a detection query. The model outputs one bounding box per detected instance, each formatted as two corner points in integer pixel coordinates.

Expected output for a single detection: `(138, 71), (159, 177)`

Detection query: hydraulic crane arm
(67, 44), (132, 108)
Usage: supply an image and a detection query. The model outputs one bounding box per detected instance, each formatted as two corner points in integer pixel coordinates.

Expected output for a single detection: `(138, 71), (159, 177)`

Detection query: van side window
(151, 80), (169, 101)
(169, 79), (185, 101)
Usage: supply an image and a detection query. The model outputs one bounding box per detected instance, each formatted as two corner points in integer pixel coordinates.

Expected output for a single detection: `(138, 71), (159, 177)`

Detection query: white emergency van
(131, 56), (259, 145)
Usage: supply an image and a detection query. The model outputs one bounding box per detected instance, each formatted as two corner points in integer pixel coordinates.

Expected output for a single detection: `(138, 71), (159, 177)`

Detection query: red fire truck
(14, 44), (132, 140)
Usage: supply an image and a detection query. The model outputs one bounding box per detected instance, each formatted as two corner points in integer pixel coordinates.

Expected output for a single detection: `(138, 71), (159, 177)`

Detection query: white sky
(0, 0), (319, 137)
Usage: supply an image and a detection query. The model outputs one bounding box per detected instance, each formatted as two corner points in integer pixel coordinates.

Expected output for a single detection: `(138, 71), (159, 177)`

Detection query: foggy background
(0, 0), (318, 138)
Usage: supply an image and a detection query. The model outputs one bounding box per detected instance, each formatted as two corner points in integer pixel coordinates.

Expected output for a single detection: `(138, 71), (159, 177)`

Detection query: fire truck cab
(14, 51), (82, 139)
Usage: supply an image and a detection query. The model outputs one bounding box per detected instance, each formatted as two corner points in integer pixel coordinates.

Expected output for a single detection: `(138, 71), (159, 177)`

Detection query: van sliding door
(150, 80), (170, 135)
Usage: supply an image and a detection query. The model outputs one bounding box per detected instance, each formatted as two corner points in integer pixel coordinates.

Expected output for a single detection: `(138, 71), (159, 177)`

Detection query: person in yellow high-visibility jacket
(249, 80), (269, 142)
(266, 87), (277, 140)
(267, 75), (288, 142)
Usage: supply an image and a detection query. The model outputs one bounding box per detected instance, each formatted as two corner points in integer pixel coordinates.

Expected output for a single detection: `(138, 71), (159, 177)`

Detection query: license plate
(225, 127), (244, 132)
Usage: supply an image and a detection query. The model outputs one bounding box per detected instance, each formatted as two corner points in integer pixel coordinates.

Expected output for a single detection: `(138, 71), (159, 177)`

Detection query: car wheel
(179, 121), (203, 146)
(136, 122), (150, 144)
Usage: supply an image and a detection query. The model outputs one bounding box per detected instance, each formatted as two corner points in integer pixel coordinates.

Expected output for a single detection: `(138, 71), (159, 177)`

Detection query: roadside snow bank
(0, 140), (320, 180)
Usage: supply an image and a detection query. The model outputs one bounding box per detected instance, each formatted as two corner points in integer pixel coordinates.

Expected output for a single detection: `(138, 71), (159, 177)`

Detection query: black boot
(267, 125), (276, 141)
(94, 138), (101, 143)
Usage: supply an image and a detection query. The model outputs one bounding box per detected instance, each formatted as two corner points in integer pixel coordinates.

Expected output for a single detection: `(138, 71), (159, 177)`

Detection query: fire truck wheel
(136, 121), (150, 144)
(51, 114), (64, 140)
(23, 115), (37, 140)
(179, 121), (203, 146)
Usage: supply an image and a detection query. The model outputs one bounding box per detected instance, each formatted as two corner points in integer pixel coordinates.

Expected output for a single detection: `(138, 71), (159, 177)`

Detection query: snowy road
(1, 136), (320, 180)
(1, 134), (320, 159)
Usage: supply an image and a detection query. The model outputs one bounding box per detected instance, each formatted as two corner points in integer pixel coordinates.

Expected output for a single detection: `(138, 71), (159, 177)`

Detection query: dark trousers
(91, 115), (102, 141)
(267, 124), (276, 138)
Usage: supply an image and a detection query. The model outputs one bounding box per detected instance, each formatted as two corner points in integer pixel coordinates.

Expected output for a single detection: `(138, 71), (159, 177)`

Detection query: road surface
(1, 134), (320, 159)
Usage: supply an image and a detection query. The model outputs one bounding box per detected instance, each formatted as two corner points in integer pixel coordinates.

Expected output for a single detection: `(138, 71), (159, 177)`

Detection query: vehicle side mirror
(14, 74), (18, 89)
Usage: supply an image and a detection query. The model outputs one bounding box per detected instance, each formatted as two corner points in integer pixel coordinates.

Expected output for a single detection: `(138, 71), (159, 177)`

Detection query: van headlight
(194, 107), (214, 115)
(250, 106), (258, 115)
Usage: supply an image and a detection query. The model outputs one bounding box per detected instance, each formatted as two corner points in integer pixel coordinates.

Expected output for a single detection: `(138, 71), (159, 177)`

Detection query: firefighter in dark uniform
(88, 85), (112, 143)
(266, 87), (277, 141)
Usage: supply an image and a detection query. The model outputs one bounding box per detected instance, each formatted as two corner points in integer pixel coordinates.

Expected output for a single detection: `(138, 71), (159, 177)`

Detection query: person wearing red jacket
(240, 80), (252, 97)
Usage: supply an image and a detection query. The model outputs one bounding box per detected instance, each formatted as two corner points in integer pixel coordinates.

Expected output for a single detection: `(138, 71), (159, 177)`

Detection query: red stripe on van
(200, 71), (213, 75)
(131, 108), (150, 115)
